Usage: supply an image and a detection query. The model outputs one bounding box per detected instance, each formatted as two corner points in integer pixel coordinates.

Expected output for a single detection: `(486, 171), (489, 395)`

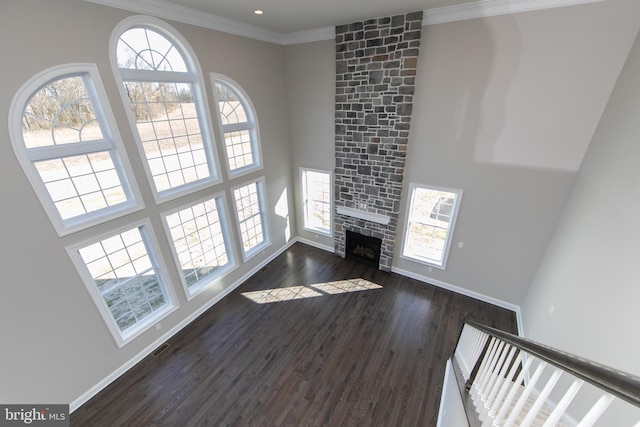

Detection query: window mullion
(26, 139), (112, 162)
(119, 68), (194, 83)
(222, 122), (251, 133)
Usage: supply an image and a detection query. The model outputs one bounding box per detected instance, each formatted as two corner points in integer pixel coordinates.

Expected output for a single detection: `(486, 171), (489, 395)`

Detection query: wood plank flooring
(71, 242), (517, 426)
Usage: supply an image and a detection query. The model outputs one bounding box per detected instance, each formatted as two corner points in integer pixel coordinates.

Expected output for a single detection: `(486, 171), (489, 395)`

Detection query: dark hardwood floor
(71, 242), (517, 426)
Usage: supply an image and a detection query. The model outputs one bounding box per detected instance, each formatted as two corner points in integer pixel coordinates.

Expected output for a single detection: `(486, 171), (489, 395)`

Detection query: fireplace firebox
(346, 230), (382, 268)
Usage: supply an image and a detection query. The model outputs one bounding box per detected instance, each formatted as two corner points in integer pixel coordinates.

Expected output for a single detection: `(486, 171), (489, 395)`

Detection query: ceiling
(160, 0), (478, 34)
(86, 0), (603, 43)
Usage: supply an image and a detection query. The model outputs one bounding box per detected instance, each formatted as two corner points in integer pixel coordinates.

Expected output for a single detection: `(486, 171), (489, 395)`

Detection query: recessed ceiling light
(254, 10), (264, 15)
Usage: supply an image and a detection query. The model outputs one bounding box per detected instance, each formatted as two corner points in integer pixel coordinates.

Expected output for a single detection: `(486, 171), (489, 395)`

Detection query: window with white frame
(112, 16), (220, 201)
(402, 184), (462, 269)
(67, 220), (177, 347)
(300, 168), (332, 236)
(162, 194), (236, 299)
(8, 64), (143, 236)
(232, 178), (270, 260)
(211, 75), (262, 177)
(9, 15), (277, 347)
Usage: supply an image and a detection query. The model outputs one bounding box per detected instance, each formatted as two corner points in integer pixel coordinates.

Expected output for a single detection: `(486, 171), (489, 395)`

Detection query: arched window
(211, 74), (263, 178)
(9, 64), (143, 236)
(111, 16), (221, 201)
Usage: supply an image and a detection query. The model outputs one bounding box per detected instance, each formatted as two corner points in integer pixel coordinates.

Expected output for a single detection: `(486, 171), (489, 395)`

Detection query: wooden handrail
(464, 319), (640, 408)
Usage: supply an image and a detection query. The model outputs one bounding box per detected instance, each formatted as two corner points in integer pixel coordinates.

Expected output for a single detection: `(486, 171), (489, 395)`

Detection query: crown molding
(84, 0), (605, 45)
(422, 0), (606, 26)
(280, 27), (336, 45)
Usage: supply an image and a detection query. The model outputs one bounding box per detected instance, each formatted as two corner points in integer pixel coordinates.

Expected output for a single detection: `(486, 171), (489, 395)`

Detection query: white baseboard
(70, 238), (298, 412)
(294, 236), (335, 253)
(391, 266), (523, 336)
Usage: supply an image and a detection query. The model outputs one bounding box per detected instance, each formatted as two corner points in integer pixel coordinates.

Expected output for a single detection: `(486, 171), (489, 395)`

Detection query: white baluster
(479, 345), (517, 422)
(482, 343), (513, 404)
(483, 351), (524, 426)
(576, 393), (615, 427)
(473, 338), (499, 404)
(466, 328), (484, 377)
(519, 368), (562, 427)
(456, 326), (485, 380)
(479, 341), (506, 398)
(454, 326), (470, 378)
(467, 329), (488, 379)
(542, 379), (584, 427)
(492, 353), (534, 426)
(502, 360), (547, 427)
(474, 337), (497, 391)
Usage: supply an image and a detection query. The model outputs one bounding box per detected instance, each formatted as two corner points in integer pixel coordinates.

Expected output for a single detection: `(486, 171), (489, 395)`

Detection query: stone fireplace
(334, 12), (422, 270)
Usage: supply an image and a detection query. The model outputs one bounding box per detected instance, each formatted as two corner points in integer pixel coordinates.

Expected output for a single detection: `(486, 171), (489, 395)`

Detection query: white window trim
(400, 183), (463, 270)
(300, 167), (333, 237)
(231, 177), (271, 262)
(110, 15), (222, 204)
(160, 191), (238, 301)
(210, 73), (263, 180)
(66, 218), (179, 348)
(8, 63), (144, 237)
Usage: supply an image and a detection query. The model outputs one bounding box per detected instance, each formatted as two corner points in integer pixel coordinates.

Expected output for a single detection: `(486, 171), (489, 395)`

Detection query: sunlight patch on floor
(241, 278), (382, 304)
(310, 278), (382, 294)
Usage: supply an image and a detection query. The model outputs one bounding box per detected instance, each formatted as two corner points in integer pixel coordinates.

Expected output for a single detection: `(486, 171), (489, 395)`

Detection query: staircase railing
(451, 319), (640, 427)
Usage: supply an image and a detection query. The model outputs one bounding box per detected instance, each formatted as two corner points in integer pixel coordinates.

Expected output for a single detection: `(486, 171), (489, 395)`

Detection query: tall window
(402, 184), (462, 269)
(9, 64), (143, 236)
(232, 178), (270, 261)
(67, 220), (177, 347)
(162, 194), (236, 299)
(112, 16), (220, 201)
(300, 168), (332, 236)
(211, 74), (262, 177)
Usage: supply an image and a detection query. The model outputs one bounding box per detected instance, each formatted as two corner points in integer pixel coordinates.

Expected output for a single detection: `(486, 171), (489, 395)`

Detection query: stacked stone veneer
(334, 12), (422, 270)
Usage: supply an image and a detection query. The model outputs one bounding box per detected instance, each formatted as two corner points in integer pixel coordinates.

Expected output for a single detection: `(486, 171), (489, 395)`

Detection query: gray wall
(393, 1), (640, 305)
(521, 28), (640, 425)
(0, 0), (294, 406)
(288, 0), (640, 305)
(285, 41), (336, 249)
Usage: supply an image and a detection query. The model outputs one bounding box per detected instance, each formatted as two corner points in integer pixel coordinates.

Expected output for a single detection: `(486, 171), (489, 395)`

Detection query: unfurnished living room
(1, 0), (639, 425)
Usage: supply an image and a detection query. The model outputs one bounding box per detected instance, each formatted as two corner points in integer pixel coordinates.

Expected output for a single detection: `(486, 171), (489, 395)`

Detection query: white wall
(0, 0), (294, 406)
(521, 26), (640, 425)
(437, 360), (469, 427)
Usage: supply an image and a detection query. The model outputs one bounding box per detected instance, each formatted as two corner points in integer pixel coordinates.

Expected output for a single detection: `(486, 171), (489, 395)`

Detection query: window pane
(117, 28), (187, 72)
(302, 169), (331, 234)
(22, 76), (104, 148)
(403, 186), (460, 267)
(11, 65), (142, 235)
(215, 81), (248, 125)
(34, 151), (127, 220)
(224, 130), (252, 171)
(165, 198), (232, 290)
(233, 182), (266, 255)
(123, 81), (210, 192)
(77, 227), (168, 333)
(214, 78), (260, 174)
